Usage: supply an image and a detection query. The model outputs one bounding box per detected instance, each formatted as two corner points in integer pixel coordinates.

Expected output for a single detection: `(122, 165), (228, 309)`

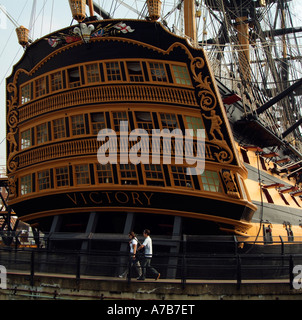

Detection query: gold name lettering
(89, 192), (103, 204)
(143, 192), (154, 206)
(132, 192), (143, 205)
(66, 191), (154, 207)
(66, 193), (78, 205)
(115, 192), (129, 204)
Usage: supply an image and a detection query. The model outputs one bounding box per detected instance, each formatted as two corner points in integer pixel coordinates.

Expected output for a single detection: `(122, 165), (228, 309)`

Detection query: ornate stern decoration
(73, 23), (95, 43)
(190, 57), (234, 165)
(7, 83), (19, 172)
(6, 83), (19, 198)
(46, 22), (135, 48)
(221, 169), (241, 199)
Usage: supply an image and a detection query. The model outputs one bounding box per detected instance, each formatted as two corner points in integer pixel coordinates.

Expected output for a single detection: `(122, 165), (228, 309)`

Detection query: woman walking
(119, 231), (142, 278)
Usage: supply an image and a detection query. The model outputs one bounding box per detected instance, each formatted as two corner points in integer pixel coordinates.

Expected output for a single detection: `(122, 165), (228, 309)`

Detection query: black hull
(10, 189), (254, 227)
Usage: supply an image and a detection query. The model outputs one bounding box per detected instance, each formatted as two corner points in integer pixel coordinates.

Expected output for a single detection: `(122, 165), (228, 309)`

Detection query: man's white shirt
(142, 236), (152, 257)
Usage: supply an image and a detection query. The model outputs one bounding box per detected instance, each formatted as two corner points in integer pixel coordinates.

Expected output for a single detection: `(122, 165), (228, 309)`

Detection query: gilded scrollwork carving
(7, 83), (18, 108)
(6, 82), (19, 173)
(221, 169), (240, 198)
(7, 110), (18, 129)
(7, 159), (18, 173)
(190, 57), (217, 111)
(190, 55), (236, 165)
(8, 176), (17, 199)
(206, 140), (233, 164)
(7, 83), (19, 130)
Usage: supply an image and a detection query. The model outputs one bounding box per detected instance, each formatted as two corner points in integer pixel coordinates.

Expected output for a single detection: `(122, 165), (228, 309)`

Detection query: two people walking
(120, 229), (160, 281)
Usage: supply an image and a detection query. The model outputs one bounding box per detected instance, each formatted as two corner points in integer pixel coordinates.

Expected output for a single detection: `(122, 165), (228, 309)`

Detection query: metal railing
(0, 232), (302, 289)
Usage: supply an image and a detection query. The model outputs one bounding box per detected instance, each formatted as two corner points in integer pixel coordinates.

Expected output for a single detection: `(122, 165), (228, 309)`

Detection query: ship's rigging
(79, 1), (302, 151)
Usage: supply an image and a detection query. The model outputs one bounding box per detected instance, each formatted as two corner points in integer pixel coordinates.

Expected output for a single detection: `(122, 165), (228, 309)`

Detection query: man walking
(137, 229), (160, 281)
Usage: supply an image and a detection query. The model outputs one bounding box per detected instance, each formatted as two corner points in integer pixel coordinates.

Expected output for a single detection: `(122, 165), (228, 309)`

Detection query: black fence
(0, 232), (302, 289)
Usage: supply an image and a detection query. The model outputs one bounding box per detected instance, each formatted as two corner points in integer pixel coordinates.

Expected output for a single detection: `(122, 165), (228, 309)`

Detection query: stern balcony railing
(19, 85), (198, 122)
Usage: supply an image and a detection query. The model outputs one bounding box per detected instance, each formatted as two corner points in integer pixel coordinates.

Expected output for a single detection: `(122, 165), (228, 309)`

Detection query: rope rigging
(0, 4), (19, 27)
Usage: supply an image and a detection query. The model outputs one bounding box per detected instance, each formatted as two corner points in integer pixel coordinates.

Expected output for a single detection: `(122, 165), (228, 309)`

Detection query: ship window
(148, 62), (167, 83)
(240, 148), (250, 164)
(96, 163), (113, 184)
(119, 164), (138, 185)
(53, 118), (66, 139)
(35, 77), (47, 98)
(75, 164), (90, 185)
(91, 112), (106, 135)
(160, 113), (179, 131)
(105, 61), (122, 81)
(200, 170), (222, 192)
(171, 65), (191, 86)
(112, 111), (128, 132)
(171, 166), (193, 188)
(67, 67), (81, 88)
(71, 114), (86, 136)
(38, 170), (51, 191)
(260, 157), (267, 170)
(21, 83), (32, 104)
(144, 164), (165, 186)
(239, 177), (249, 200)
(55, 166), (70, 188)
(86, 63), (100, 83)
(20, 174), (32, 195)
(126, 61), (144, 82)
(36, 123), (49, 144)
(185, 116), (204, 137)
(50, 71), (63, 92)
(135, 112), (153, 134)
(21, 129), (31, 150)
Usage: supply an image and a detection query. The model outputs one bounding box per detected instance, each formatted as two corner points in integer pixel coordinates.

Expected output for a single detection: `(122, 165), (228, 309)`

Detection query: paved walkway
(7, 269), (290, 284)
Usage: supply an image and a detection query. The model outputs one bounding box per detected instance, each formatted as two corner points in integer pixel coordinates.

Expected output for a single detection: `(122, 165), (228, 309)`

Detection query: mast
(235, 16), (250, 82)
(183, 0), (197, 46)
(87, 0), (94, 17)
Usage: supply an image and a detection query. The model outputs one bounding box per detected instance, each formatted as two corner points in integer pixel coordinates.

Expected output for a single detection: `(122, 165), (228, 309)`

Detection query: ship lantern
(147, 0), (162, 21)
(68, 0), (86, 23)
(16, 26), (29, 47)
